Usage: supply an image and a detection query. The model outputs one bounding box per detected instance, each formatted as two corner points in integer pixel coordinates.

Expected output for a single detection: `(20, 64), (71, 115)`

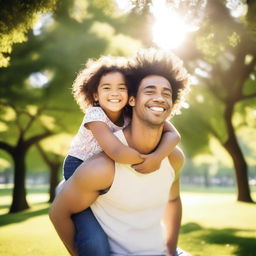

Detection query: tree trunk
(203, 166), (210, 187)
(9, 148), (29, 213)
(223, 103), (253, 203)
(48, 162), (61, 203)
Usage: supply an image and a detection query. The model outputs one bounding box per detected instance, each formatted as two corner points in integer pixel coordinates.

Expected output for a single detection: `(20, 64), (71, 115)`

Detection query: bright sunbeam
(115, 0), (134, 13)
(151, 0), (195, 50)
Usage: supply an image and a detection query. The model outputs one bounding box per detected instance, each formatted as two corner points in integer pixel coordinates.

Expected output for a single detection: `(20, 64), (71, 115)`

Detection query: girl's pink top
(68, 107), (129, 161)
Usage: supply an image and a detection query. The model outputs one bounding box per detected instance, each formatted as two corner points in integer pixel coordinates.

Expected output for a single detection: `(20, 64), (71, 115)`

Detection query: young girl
(64, 55), (180, 180)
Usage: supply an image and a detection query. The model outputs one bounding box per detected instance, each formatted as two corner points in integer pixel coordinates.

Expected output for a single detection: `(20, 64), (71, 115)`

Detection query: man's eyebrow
(143, 85), (157, 90)
(143, 85), (172, 92)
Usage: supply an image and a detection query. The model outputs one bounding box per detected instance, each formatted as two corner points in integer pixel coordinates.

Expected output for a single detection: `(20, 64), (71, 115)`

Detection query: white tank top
(91, 130), (175, 256)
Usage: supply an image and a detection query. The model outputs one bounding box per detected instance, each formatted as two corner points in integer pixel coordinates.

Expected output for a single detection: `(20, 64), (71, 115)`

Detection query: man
(49, 49), (190, 256)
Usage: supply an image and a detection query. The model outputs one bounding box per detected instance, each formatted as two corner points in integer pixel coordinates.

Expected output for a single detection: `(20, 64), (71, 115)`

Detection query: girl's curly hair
(72, 56), (130, 112)
(127, 48), (190, 115)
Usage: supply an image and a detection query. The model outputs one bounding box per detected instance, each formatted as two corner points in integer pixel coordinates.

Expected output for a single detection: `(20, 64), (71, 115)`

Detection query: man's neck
(123, 119), (164, 154)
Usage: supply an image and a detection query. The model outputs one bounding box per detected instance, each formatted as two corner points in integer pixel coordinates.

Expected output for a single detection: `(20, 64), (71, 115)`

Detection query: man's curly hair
(127, 48), (190, 115)
(72, 56), (130, 112)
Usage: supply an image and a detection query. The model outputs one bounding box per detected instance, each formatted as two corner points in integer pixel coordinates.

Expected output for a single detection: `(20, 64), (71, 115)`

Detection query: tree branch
(24, 130), (54, 151)
(0, 141), (15, 155)
(0, 101), (23, 134)
(22, 108), (45, 135)
(240, 92), (256, 101)
(237, 56), (256, 97)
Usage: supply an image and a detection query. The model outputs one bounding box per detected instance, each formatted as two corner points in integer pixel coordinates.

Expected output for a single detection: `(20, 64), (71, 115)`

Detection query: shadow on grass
(181, 222), (256, 256)
(0, 203), (50, 226)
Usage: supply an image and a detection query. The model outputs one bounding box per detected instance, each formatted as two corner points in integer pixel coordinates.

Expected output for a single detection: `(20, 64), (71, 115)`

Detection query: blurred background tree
(0, 0), (58, 67)
(173, 0), (256, 202)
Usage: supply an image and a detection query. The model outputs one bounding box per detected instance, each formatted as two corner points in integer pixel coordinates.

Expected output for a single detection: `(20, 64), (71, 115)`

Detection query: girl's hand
(131, 153), (162, 173)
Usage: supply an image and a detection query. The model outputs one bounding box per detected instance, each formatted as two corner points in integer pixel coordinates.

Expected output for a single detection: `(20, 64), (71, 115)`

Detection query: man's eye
(163, 93), (172, 97)
(145, 90), (154, 94)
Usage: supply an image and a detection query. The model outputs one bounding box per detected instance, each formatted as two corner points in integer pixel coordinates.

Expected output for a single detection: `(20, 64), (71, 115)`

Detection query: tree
(0, 102), (54, 212)
(36, 143), (61, 202)
(0, 0), (58, 67)
(174, 0), (256, 202)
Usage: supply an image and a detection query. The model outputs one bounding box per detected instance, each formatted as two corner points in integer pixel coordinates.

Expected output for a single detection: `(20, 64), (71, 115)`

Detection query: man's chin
(145, 118), (166, 127)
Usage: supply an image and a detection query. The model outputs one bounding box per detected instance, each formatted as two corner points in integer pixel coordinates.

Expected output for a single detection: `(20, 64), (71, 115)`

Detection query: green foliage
(243, 76), (256, 96)
(174, 82), (228, 157)
(0, 0), (58, 67)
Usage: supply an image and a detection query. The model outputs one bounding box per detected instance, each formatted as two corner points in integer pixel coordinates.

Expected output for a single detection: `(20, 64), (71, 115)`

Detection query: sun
(151, 0), (194, 50)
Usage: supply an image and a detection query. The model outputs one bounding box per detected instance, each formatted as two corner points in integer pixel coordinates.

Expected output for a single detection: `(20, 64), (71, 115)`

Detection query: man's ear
(129, 96), (135, 106)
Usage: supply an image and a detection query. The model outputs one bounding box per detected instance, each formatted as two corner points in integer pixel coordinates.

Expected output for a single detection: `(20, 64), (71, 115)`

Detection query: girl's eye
(119, 87), (127, 91)
(102, 87), (110, 90)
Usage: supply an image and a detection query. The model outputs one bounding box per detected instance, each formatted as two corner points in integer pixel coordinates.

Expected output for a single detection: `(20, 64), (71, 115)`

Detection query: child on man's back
(64, 55), (181, 181)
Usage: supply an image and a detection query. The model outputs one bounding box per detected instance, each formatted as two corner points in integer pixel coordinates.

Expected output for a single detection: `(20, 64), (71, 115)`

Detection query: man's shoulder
(167, 147), (185, 172)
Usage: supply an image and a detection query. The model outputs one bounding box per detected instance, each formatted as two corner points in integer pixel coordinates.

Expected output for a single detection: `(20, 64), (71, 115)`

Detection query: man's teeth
(150, 107), (165, 112)
(109, 99), (120, 103)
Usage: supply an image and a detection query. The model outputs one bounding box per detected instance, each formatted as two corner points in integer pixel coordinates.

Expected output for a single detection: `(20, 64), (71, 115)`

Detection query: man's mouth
(148, 106), (166, 112)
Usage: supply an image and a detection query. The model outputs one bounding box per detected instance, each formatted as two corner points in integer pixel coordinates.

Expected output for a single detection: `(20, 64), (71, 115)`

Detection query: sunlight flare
(151, 0), (197, 50)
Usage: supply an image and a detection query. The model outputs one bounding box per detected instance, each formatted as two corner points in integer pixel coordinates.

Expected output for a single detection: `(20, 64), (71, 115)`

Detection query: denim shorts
(63, 155), (83, 180)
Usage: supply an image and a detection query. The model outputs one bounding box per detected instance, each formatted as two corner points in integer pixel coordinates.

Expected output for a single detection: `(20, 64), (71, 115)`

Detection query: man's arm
(164, 147), (185, 256)
(49, 153), (114, 256)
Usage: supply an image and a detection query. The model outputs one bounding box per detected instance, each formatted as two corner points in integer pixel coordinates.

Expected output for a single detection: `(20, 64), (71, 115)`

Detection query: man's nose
(152, 93), (165, 102)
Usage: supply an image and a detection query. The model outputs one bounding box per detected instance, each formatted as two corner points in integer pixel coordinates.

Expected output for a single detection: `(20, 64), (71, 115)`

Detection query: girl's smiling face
(94, 72), (128, 119)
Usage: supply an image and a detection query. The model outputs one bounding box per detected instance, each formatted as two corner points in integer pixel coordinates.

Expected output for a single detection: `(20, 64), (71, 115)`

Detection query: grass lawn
(0, 185), (256, 256)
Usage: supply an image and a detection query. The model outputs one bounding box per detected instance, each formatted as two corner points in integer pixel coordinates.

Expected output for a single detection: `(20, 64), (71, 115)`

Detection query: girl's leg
(72, 208), (110, 256)
(63, 155), (110, 255)
(63, 155), (83, 180)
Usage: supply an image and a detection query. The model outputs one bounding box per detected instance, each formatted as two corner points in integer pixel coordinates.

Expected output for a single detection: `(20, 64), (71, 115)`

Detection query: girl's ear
(129, 96), (135, 107)
(93, 93), (98, 101)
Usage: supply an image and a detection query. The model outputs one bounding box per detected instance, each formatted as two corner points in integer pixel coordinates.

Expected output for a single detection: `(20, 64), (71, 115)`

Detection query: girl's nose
(110, 90), (119, 96)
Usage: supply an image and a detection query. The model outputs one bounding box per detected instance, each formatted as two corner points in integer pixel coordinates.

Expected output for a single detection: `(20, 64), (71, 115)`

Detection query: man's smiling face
(130, 75), (173, 127)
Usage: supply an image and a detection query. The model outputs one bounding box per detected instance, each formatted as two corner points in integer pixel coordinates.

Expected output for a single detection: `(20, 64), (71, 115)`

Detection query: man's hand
(132, 153), (162, 173)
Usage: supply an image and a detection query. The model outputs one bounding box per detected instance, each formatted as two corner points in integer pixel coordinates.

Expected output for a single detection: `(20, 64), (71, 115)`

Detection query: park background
(0, 0), (255, 255)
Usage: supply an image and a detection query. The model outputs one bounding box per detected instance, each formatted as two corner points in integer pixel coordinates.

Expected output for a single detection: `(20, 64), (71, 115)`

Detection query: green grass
(180, 191), (256, 256)
(0, 185), (256, 256)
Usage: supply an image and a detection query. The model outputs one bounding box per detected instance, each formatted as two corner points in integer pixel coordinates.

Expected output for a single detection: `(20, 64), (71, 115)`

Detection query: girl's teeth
(109, 99), (120, 103)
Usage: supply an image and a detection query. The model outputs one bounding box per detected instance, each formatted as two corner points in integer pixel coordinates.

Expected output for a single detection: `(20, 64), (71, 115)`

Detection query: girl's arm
(86, 121), (144, 164)
(132, 121), (180, 173)
(155, 120), (181, 159)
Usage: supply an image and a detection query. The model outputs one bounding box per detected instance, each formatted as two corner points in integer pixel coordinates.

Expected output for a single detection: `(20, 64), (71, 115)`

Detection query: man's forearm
(49, 208), (77, 256)
(163, 197), (182, 255)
